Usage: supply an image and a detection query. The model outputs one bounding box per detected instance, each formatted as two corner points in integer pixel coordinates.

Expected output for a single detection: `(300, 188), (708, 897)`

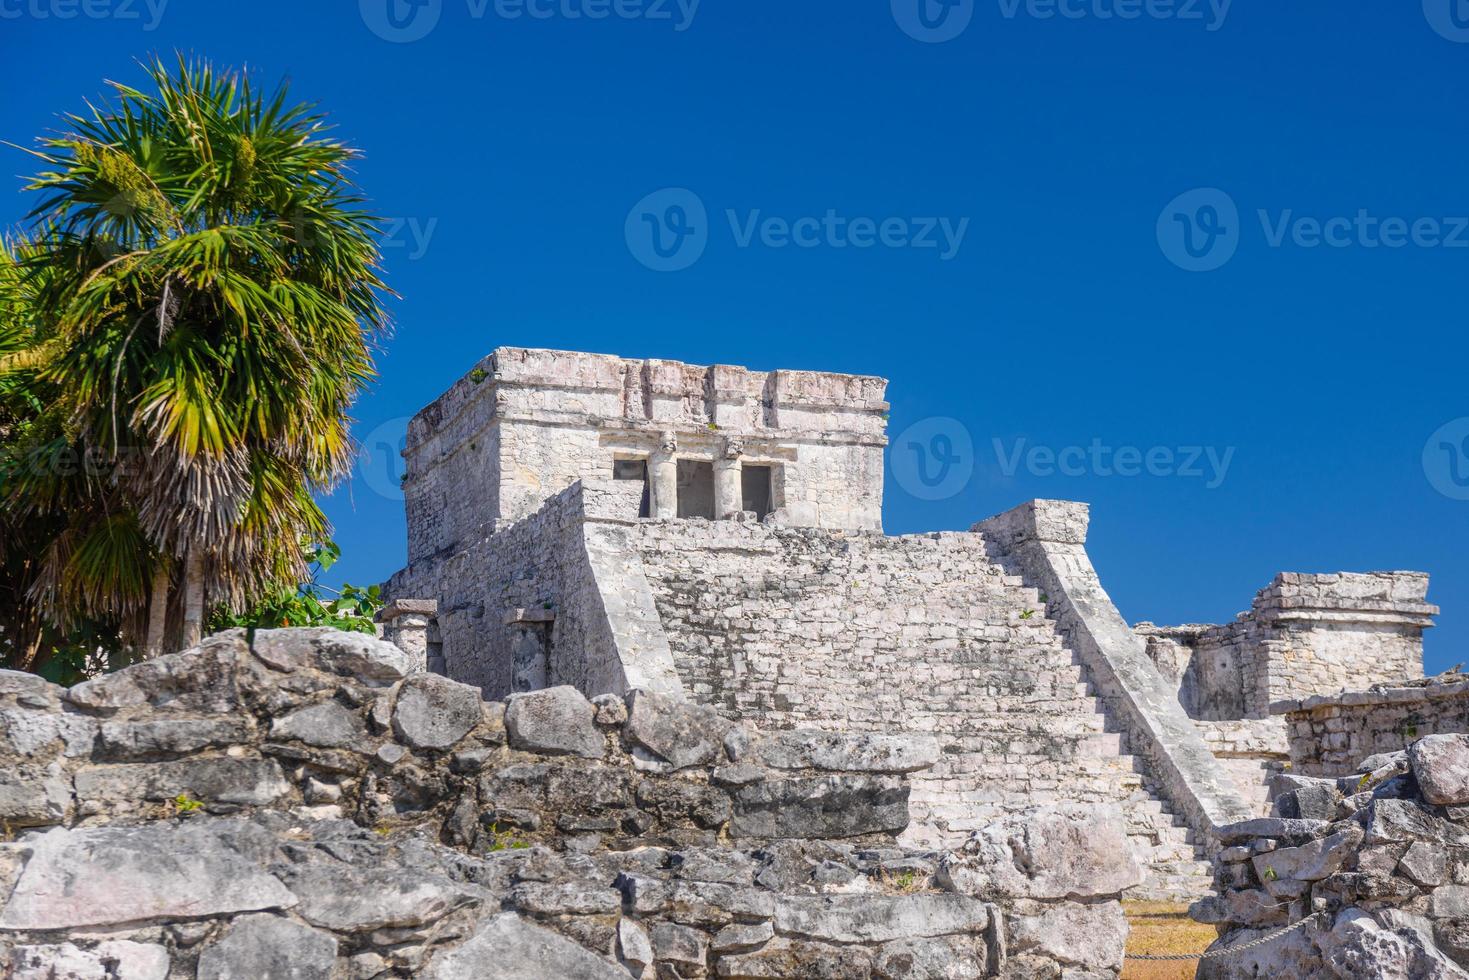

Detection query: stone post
(714, 435), (744, 519)
(377, 599), (439, 674)
(650, 431), (679, 519)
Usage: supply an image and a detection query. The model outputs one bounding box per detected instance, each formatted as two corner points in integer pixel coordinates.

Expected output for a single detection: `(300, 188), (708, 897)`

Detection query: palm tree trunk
(181, 550), (205, 648)
(144, 564), (171, 658)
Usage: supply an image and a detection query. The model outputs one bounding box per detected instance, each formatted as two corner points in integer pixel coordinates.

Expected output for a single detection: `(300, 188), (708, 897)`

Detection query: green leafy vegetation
(484, 822), (530, 852)
(209, 540), (382, 636)
(0, 56), (390, 675)
(173, 793), (204, 814)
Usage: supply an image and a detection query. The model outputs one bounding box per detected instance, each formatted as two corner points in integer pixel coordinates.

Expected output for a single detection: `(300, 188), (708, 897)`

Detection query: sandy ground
(1121, 901), (1216, 980)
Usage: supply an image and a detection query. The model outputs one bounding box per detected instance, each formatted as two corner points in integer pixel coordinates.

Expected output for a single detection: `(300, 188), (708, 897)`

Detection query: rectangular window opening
(741, 464), (773, 519)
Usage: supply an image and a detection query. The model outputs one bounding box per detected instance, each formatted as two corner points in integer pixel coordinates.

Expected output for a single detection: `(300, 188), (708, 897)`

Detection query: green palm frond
(4, 55), (392, 654)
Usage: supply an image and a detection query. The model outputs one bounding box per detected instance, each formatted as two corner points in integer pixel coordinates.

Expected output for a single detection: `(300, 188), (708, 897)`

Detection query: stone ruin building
(383, 346), (1443, 905)
(0, 346), (1457, 979)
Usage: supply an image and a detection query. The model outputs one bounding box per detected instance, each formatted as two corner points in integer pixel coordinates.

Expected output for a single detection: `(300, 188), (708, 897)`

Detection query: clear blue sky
(4, 1), (1466, 672)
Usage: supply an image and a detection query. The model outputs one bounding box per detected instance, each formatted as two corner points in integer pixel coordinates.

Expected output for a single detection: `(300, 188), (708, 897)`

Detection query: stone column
(650, 431), (679, 519)
(377, 599), (439, 674)
(714, 435), (744, 519)
(504, 607), (555, 692)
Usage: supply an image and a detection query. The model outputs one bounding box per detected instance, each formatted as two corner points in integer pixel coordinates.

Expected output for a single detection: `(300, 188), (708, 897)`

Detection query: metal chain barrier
(1125, 910), (1329, 963)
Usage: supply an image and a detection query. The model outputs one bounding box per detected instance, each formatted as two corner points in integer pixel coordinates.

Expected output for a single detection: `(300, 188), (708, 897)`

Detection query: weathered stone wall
(1281, 675), (1469, 777)
(1194, 718), (1290, 816)
(632, 516), (1214, 901)
(1192, 735), (1469, 977)
(399, 348), (889, 564)
(1137, 572), (1436, 721)
(0, 628), (1141, 979)
(387, 480), (682, 701)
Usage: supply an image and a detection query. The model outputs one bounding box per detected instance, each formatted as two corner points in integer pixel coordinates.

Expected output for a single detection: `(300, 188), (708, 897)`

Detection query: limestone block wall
(400, 348), (890, 564)
(1193, 719), (1290, 815)
(386, 480), (681, 700)
(1281, 677), (1469, 777)
(630, 517), (1217, 899)
(973, 501), (1256, 851)
(1137, 572), (1436, 721)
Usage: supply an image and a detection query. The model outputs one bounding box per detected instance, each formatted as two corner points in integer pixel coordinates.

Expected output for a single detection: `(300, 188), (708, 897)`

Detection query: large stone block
(195, 913), (339, 980)
(252, 628), (410, 683)
(1007, 901), (1127, 972)
(730, 775), (909, 839)
(625, 689), (731, 770)
(74, 757), (289, 807)
(774, 894), (990, 944)
(392, 673), (483, 750)
(752, 731), (940, 774)
(1410, 735), (1469, 806)
(937, 805), (1143, 901)
(99, 717), (253, 759)
(5, 941), (170, 980)
(420, 912), (626, 980)
(270, 702), (365, 751)
(282, 862), (483, 932)
(504, 687), (604, 759)
(0, 763), (71, 826)
(0, 821), (297, 930)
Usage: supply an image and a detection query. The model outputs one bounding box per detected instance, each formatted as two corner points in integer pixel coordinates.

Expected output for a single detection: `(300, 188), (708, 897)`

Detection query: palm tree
(1, 56), (389, 658)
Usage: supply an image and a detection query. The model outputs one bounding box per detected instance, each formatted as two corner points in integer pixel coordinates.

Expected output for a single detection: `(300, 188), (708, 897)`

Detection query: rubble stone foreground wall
(1193, 734), (1469, 977)
(1281, 675), (1469, 778)
(0, 628), (1141, 978)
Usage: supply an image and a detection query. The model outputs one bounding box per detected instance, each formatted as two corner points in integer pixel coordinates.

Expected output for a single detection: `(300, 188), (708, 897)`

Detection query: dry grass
(1122, 901), (1216, 980)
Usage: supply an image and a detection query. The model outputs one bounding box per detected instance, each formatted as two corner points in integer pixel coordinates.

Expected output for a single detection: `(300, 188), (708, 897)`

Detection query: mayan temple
(383, 347), (1440, 904)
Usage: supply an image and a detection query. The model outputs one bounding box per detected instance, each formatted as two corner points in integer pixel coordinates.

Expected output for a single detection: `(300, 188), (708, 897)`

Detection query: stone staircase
(635, 524), (1217, 902)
